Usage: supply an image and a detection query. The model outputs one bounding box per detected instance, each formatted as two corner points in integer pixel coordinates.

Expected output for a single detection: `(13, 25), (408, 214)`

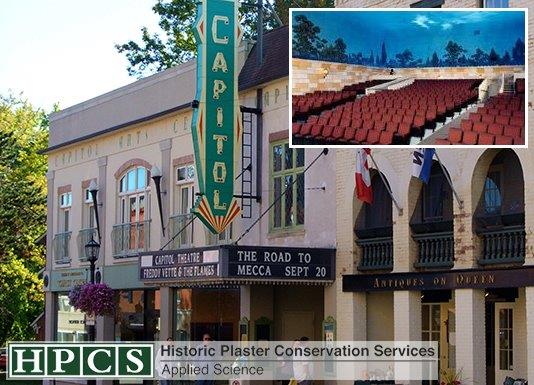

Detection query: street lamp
(151, 165), (166, 236)
(84, 237), (100, 385)
(88, 180), (101, 241)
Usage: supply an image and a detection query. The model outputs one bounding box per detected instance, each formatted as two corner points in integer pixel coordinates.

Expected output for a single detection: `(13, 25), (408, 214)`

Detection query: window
(59, 192), (72, 232)
(410, 0), (444, 7)
(422, 164), (452, 222)
(113, 166), (150, 256)
(271, 142), (305, 230)
(56, 294), (86, 342)
(365, 174), (392, 229)
(498, 308), (513, 370)
(484, 170), (502, 215)
(177, 164), (195, 184)
(484, 0), (509, 7)
(171, 167), (195, 248)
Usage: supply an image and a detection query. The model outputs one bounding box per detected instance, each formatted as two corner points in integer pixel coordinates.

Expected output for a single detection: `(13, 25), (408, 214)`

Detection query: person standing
(195, 333), (214, 385)
(293, 337), (313, 385)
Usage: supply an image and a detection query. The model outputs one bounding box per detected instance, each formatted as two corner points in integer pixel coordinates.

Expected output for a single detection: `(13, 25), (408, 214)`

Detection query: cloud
(442, 22), (452, 30)
(412, 15), (436, 29)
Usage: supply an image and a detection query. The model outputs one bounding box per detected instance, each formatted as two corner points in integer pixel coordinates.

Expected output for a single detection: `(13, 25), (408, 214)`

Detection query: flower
(68, 283), (115, 316)
(68, 285), (83, 308)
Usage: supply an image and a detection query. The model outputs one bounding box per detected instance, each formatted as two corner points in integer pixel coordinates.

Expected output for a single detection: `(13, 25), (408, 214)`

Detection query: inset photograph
(290, 9), (527, 147)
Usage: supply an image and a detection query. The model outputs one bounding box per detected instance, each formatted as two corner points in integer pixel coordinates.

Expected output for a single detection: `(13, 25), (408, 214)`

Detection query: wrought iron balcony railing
(77, 228), (98, 261)
(413, 231), (454, 268)
(168, 213), (194, 249)
(53, 231), (71, 264)
(356, 236), (393, 271)
(111, 220), (150, 258)
(479, 225), (525, 265)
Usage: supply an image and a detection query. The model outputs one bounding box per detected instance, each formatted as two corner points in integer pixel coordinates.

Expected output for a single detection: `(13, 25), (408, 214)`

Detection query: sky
(293, 10), (525, 63)
(0, 0), (161, 111)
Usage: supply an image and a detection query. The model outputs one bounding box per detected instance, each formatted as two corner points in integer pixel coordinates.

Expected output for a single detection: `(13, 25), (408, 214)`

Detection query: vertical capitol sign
(191, 0), (243, 234)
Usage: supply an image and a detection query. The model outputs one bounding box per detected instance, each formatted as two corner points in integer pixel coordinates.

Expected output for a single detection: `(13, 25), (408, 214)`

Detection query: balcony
(111, 220), (150, 258)
(478, 225), (525, 265)
(356, 236), (393, 271)
(168, 214), (194, 249)
(77, 228), (97, 261)
(53, 232), (71, 264)
(413, 231), (454, 268)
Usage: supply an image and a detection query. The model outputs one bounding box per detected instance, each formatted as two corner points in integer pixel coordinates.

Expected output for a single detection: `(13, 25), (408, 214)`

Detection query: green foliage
(0, 257), (44, 346)
(292, 14), (324, 59)
(116, 0), (333, 78)
(0, 96), (48, 345)
(444, 40), (466, 66)
(274, 0), (334, 25)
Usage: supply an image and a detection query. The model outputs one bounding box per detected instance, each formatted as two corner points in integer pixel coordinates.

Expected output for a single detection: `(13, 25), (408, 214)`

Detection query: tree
(380, 42), (387, 65)
(430, 51), (440, 67)
(320, 38), (347, 62)
(512, 38), (525, 64)
(470, 48), (488, 66)
(274, 0), (334, 25)
(292, 15), (323, 59)
(502, 51), (511, 65)
(0, 95), (48, 345)
(395, 49), (413, 67)
(444, 40), (466, 66)
(488, 48), (500, 65)
(116, 0), (334, 78)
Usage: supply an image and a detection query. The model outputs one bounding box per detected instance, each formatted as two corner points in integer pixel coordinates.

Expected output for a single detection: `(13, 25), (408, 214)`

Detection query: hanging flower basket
(68, 283), (115, 317)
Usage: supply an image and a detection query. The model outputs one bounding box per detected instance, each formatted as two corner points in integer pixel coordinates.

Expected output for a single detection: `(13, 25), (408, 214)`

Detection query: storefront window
(56, 293), (87, 342)
(115, 289), (160, 342)
(173, 288), (239, 341)
(499, 308), (513, 370)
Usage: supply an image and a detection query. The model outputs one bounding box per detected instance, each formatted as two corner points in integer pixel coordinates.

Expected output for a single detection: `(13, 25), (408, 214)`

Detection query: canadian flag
(355, 148), (373, 204)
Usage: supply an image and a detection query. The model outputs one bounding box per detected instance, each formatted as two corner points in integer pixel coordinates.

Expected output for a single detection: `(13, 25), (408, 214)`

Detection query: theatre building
(330, 1), (533, 384)
(43, 25), (336, 385)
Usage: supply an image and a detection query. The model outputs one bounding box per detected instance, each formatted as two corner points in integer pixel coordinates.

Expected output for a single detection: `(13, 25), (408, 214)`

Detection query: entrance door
(494, 303), (515, 385)
(281, 311), (314, 341)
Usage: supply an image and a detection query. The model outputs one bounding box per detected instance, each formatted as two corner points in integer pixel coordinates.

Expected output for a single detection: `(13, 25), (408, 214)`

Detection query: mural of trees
(292, 16), (526, 68)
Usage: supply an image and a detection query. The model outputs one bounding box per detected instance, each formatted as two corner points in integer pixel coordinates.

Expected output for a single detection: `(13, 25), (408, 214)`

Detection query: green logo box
(8, 343), (153, 379)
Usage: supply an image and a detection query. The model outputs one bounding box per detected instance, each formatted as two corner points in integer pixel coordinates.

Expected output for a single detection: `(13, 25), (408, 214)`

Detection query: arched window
(410, 162), (454, 268)
(411, 162), (453, 226)
(113, 166), (150, 257)
(354, 172), (393, 238)
(474, 150), (525, 265)
(354, 172), (393, 271)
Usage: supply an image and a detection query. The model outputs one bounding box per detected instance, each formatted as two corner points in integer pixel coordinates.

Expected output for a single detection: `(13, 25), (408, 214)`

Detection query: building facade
(330, 1), (534, 385)
(44, 26), (337, 385)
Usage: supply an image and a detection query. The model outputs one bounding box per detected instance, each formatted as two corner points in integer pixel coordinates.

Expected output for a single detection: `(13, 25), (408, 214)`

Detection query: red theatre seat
(495, 135), (513, 145)
(462, 131), (478, 145)
(379, 131), (394, 144)
(478, 133), (495, 145)
(355, 129), (368, 143)
(366, 130), (381, 144)
(488, 123), (504, 136)
(448, 128), (463, 144)
(473, 122), (488, 134)
(461, 120), (473, 131)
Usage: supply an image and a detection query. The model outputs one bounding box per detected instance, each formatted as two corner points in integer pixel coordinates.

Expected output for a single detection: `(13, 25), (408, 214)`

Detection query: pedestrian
(293, 337), (313, 385)
(161, 337), (174, 385)
(195, 333), (214, 385)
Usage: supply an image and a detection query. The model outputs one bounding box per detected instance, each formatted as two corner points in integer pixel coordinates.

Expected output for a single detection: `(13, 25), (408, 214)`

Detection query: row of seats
(341, 79), (391, 93)
(294, 79), (480, 145)
(292, 79), (392, 119)
(439, 91), (525, 145)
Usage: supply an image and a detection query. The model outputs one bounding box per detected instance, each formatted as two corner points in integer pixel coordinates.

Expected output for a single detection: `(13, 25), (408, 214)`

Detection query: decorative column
(526, 286), (534, 380)
(394, 290), (422, 385)
(159, 286), (174, 340)
(159, 139), (172, 244)
(455, 289), (486, 385)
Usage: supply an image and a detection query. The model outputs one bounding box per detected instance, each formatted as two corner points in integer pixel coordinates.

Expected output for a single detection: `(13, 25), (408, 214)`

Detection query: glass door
(495, 303), (515, 385)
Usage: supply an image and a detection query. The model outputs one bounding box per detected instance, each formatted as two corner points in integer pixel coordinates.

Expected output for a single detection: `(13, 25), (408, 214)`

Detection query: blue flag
(412, 148), (435, 184)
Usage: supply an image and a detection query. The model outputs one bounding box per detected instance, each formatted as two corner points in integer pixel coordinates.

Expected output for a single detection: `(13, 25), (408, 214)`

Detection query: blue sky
(293, 10), (525, 63)
(0, 0), (160, 110)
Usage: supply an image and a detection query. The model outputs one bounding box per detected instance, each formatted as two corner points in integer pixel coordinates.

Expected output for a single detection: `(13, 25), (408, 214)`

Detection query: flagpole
(368, 152), (403, 216)
(433, 150), (464, 210)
